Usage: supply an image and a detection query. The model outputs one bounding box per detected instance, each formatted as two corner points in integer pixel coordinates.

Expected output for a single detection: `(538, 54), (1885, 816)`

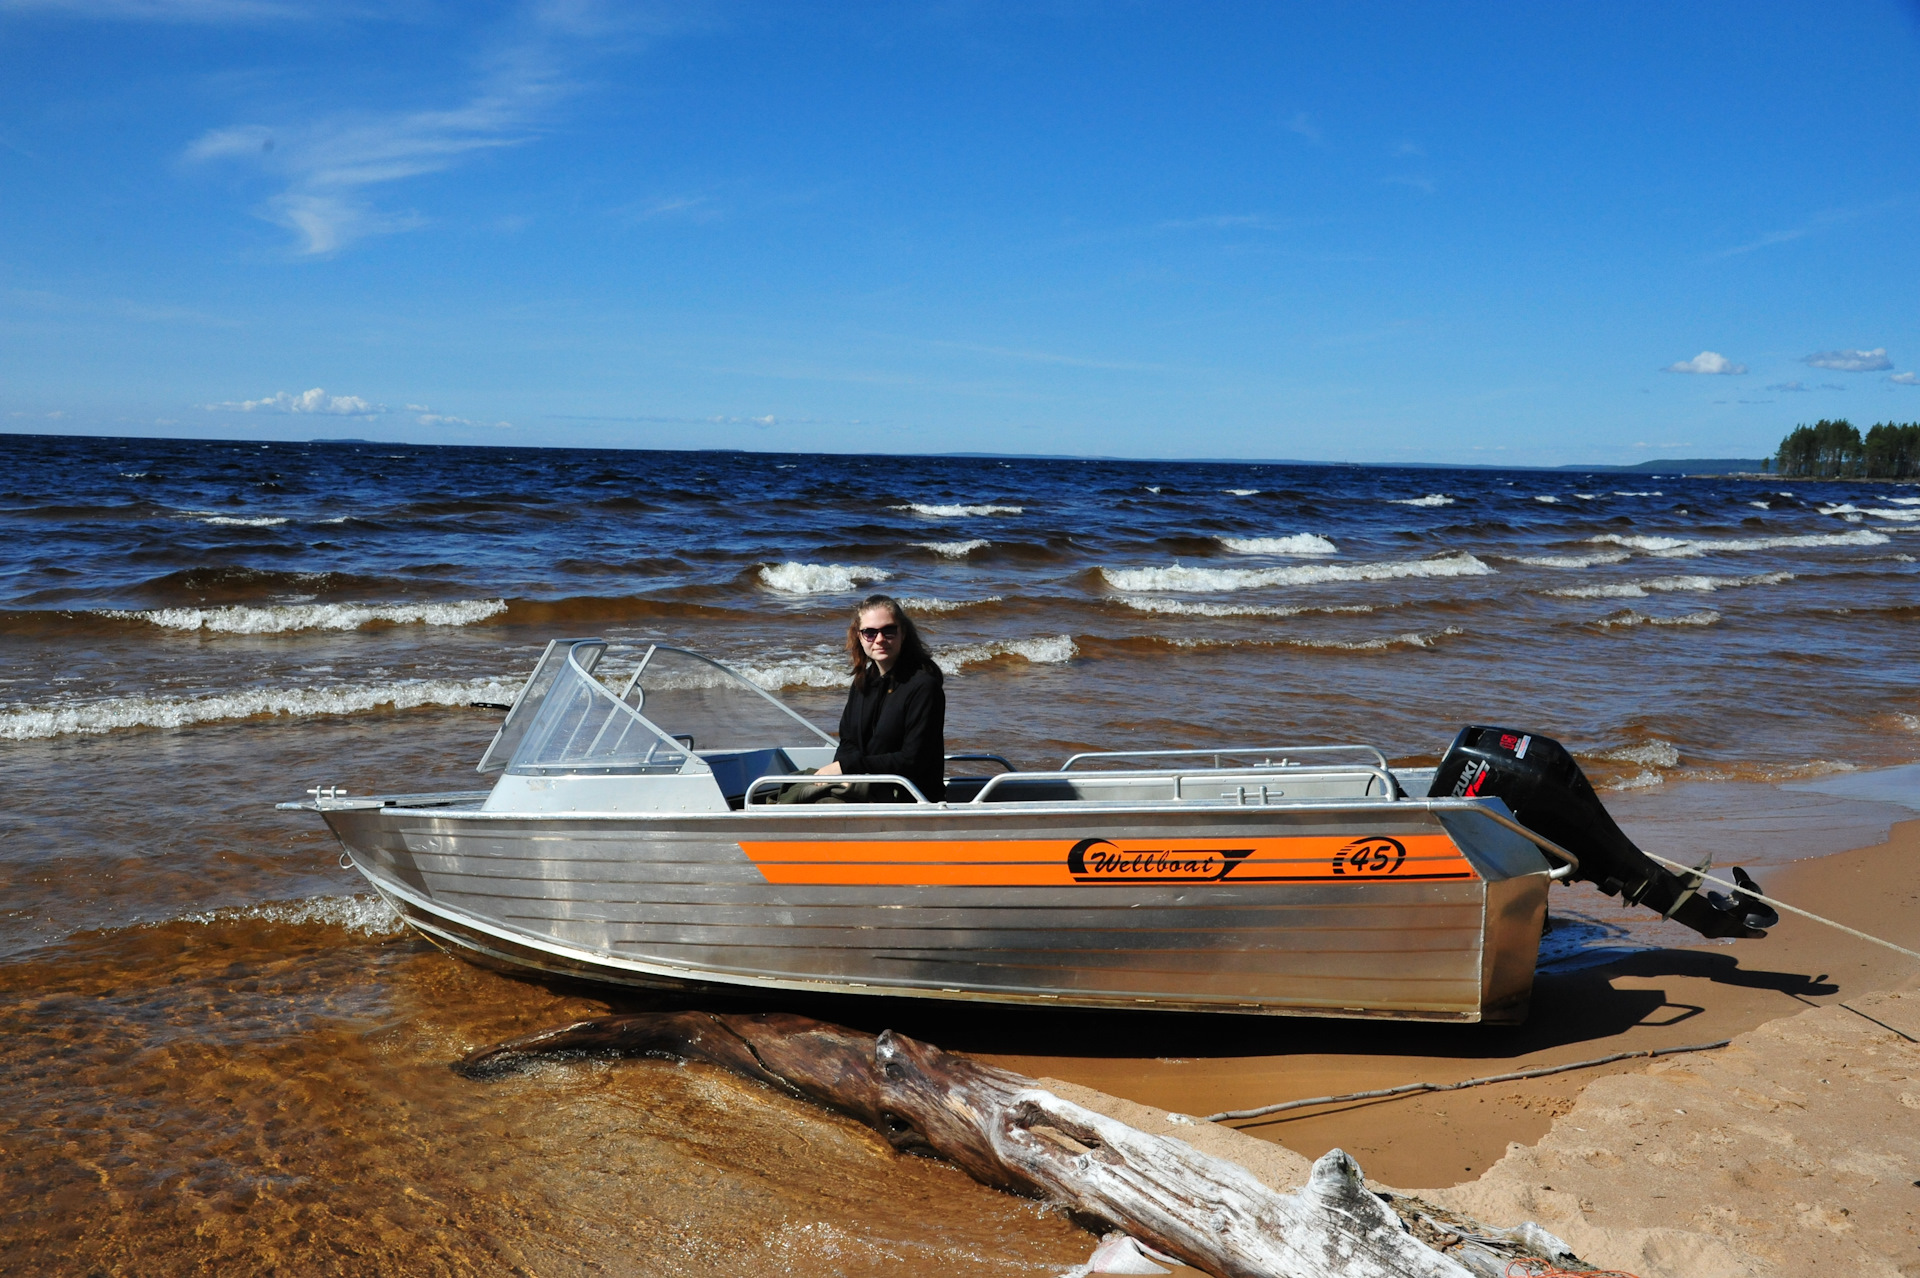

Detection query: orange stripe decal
(736, 833), (1475, 887)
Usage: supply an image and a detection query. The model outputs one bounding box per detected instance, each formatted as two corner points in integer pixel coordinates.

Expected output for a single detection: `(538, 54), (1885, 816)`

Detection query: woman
(812, 594), (946, 801)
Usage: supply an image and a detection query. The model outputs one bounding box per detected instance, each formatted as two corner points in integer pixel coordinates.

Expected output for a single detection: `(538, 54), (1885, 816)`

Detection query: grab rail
(1061, 744), (1390, 770)
(743, 773), (932, 805)
(970, 763), (1400, 805)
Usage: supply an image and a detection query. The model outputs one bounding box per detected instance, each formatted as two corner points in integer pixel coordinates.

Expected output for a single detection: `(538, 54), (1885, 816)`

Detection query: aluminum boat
(284, 639), (1776, 1023)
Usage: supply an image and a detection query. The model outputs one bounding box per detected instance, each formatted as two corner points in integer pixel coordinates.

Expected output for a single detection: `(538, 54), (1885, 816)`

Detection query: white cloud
(1663, 351), (1747, 375)
(415, 412), (510, 428)
(205, 387), (382, 415)
(1892, 372), (1919, 386)
(1804, 348), (1893, 372)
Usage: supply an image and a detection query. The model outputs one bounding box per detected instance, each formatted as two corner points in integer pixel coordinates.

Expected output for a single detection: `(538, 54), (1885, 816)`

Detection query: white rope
(1639, 850), (1920, 963)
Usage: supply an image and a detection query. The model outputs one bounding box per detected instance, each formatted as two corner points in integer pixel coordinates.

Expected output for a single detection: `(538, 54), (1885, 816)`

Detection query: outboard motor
(1429, 726), (1778, 939)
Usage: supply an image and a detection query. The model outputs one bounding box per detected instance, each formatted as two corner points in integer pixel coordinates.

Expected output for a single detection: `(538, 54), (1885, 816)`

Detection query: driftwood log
(457, 1012), (1581, 1278)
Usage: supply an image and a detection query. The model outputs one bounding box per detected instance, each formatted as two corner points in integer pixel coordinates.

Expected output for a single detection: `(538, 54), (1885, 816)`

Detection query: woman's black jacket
(834, 659), (945, 801)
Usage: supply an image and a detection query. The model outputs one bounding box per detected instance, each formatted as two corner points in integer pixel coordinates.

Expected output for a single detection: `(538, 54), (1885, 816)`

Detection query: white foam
(912, 539), (990, 557)
(1222, 488), (1261, 496)
(758, 562), (892, 595)
(732, 659), (850, 691)
(1590, 530), (1888, 557)
(898, 595), (1002, 614)
(1534, 495), (1562, 504)
(1216, 534), (1338, 556)
(1819, 503), (1920, 523)
(1545, 571), (1792, 599)
(197, 515), (290, 527)
(937, 635), (1077, 669)
(1888, 496), (1920, 506)
(1748, 501), (1770, 510)
(1506, 551), (1633, 568)
(1388, 493), (1454, 507)
(1285, 626), (1462, 651)
(1594, 609), (1721, 629)
(1101, 552), (1493, 593)
(1117, 596), (1375, 618)
(889, 503), (1023, 518)
(100, 599), (508, 634)
(1612, 491), (1664, 497)
(0, 676), (517, 741)
(1597, 740), (1681, 768)
(176, 894), (404, 936)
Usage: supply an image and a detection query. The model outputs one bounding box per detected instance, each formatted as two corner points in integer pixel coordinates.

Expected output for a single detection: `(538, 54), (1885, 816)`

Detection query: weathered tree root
(457, 1012), (1585, 1278)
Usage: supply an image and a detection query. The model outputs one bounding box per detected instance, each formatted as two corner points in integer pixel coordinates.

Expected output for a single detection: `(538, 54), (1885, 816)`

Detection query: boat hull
(321, 798), (1551, 1023)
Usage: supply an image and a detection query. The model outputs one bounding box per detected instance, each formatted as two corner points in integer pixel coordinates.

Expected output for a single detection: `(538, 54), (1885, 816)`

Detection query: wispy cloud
(204, 387), (381, 415)
(1663, 351), (1747, 375)
(1702, 198), (1903, 262)
(1892, 372), (1919, 386)
(413, 409), (512, 429)
(1156, 213), (1287, 233)
(1284, 112), (1321, 144)
(1804, 347), (1892, 372)
(183, 4), (681, 254)
(1767, 381), (1811, 392)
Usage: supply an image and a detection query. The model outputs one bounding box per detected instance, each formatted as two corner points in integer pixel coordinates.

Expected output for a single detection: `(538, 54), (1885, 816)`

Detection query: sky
(3, 1), (1919, 466)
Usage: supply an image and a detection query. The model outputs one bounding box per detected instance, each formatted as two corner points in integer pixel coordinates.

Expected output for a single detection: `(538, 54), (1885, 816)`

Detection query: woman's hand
(815, 760), (843, 776)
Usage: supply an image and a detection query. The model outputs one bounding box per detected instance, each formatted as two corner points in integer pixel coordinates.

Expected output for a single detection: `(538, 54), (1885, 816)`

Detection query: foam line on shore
(99, 599), (508, 634)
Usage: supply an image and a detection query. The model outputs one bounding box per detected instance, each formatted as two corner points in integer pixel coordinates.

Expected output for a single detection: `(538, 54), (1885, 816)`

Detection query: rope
(1637, 850), (1920, 962)
(1205, 1039), (1730, 1124)
(1506, 1263), (1643, 1278)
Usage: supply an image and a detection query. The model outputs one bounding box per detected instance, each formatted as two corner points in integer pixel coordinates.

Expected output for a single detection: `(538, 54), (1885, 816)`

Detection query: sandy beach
(974, 816), (1920, 1276)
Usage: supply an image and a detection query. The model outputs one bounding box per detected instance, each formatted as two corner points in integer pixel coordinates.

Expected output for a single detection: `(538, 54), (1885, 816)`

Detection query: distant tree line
(1773, 419), (1920, 478)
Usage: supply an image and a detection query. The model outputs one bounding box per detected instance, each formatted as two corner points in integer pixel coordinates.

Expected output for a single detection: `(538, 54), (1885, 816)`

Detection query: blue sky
(3, 1), (1919, 465)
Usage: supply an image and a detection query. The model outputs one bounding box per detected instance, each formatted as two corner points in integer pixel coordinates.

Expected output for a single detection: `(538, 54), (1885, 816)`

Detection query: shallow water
(3, 433), (1917, 1271)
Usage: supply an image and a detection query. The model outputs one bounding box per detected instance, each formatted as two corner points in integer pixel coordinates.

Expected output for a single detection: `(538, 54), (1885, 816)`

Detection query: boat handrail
(1425, 798), (1581, 880)
(1060, 744), (1390, 770)
(945, 753), (1018, 773)
(743, 773), (932, 806)
(969, 762), (1401, 805)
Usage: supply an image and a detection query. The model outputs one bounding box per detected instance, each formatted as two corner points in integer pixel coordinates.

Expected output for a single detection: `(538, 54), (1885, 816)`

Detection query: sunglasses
(858, 624), (900, 640)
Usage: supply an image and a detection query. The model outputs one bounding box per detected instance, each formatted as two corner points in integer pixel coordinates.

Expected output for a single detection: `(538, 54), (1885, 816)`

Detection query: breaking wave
(1544, 571), (1792, 600)
(898, 595), (1002, 614)
(758, 562), (893, 595)
(1116, 596), (1375, 619)
(1100, 552), (1493, 593)
(1504, 551), (1633, 568)
(1819, 503), (1920, 523)
(889, 503), (1023, 518)
(190, 514), (291, 527)
(99, 599), (508, 634)
(912, 539), (990, 557)
(1216, 534), (1338, 556)
(1590, 530), (1889, 557)
(938, 635), (1077, 669)
(0, 676), (516, 741)
(1388, 494), (1454, 507)
(1594, 609), (1722, 629)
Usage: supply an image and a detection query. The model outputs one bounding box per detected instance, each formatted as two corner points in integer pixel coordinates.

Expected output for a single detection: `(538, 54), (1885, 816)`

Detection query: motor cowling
(1428, 726), (1777, 940)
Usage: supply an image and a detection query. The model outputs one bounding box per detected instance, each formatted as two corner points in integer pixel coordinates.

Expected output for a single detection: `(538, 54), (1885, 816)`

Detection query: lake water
(3, 432), (1916, 1272)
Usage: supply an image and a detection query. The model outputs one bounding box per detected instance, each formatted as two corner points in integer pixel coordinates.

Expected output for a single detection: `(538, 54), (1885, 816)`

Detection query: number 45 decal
(1331, 836), (1407, 875)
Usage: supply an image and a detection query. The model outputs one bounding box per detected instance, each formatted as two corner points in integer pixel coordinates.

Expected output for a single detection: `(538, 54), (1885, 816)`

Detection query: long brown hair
(844, 594), (938, 678)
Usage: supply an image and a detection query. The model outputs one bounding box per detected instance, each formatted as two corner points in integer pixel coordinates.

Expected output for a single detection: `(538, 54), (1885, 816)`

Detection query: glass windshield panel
(629, 646), (835, 752)
(477, 638), (582, 774)
(505, 642), (693, 775)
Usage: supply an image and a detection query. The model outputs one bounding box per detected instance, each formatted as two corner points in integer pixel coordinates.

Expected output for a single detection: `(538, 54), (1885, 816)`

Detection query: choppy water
(3, 431), (1917, 1272)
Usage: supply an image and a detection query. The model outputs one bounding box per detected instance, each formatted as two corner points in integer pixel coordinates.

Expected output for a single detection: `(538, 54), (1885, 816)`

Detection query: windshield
(625, 645), (835, 753)
(481, 640), (695, 775)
